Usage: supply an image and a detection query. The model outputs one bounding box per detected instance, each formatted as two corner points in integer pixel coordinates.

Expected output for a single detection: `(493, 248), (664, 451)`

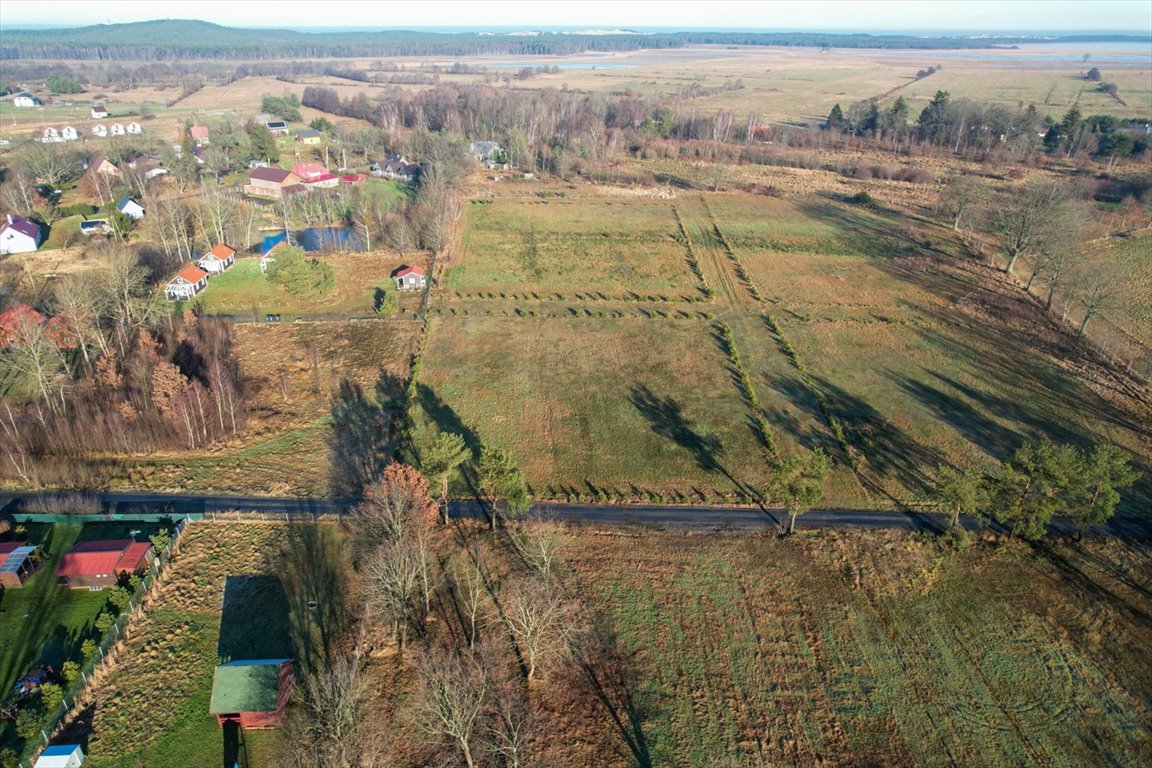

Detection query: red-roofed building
(56, 539), (155, 588)
(392, 265), (426, 291)
(165, 263), (210, 301)
(197, 243), (237, 274)
(0, 303), (77, 349)
(292, 163), (339, 188)
(190, 125), (210, 146)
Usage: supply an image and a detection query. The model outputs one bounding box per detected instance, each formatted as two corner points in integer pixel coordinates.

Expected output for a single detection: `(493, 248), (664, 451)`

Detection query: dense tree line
(0, 251), (246, 485)
(6, 20), (1142, 61)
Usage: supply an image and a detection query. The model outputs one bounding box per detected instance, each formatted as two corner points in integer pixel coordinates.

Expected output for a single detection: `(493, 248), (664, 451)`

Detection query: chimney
(6, 214), (12, 225)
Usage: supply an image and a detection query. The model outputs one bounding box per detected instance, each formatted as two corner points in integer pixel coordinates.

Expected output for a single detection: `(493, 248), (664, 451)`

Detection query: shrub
(61, 661), (81, 686)
(81, 639), (98, 660)
(265, 246), (335, 299)
(848, 190), (875, 207)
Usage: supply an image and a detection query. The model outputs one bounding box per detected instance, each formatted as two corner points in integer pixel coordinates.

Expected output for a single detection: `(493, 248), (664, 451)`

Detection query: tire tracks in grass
(700, 196), (765, 305)
(676, 199), (740, 305)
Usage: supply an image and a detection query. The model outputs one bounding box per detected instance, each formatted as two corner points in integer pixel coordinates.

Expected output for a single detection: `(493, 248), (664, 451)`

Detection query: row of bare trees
(0, 249), (247, 484)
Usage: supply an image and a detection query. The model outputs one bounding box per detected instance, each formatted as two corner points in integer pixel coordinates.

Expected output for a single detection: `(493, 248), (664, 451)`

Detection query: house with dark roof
(79, 219), (112, 236)
(165, 263), (210, 301)
(0, 213), (42, 254)
(197, 243), (236, 274)
(245, 167), (302, 198)
(55, 539), (155, 588)
(91, 103), (109, 119)
(266, 120), (290, 136)
(210, 659), (294, 728)
(295, 128), (322, 145)
(392, 265), (426, 291)
(13, 92), (42, 108)
(117, 196), (146, 220)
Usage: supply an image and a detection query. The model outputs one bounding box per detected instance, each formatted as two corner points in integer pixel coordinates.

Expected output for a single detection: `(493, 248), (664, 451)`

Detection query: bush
(848, 190), (875, 207)
(61, 661), (81, 685)
(40, 682), (63, 713)
(81, 639), (98, 660)
(265, 246), (335, 299)
(15, 707), (44, 741)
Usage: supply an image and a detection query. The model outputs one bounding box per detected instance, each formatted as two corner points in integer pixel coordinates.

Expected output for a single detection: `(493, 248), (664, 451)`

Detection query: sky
(0, 0), (1150, 32)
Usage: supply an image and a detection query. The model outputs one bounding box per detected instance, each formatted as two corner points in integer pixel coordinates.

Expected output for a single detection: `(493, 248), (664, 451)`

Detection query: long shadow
(217, 575), (293, 661)
(272, 523), (351, 671)
(327, 373), (403, 498)
(629, 383), (724, 474)
(414, 383), (484, 497)
(572, 615), (659, 768)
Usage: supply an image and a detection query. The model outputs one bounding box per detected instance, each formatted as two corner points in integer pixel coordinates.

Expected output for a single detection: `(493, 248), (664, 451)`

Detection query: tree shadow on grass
(272, 523), (352, 671)
(217, 575), (293, 662)
(629, 384), (758, 500)
(412, 383), (485, 497)
(328, 372), (405, 498)
(571, 616), (661, 768)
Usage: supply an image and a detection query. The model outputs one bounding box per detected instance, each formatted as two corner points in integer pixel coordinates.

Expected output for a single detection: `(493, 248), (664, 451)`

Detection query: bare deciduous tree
(287, 656), (369, 768)
(353, 462), (437, 554)
(365, 536), (430, 648)
(411, 648), (490, 768)
(500, 577), (572, 683)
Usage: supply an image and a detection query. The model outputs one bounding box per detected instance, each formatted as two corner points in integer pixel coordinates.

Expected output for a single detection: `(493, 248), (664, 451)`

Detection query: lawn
(446, 198), (703, 298)
(415, 314), (768, 501)
(76, 522), (350, 768)
(189, 251), (424, 321)
(0, 523), (155, 753)
(567, 530), (1152, 767)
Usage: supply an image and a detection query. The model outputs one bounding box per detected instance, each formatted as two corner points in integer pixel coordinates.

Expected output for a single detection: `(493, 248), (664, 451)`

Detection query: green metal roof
(209, 660), (288, 714)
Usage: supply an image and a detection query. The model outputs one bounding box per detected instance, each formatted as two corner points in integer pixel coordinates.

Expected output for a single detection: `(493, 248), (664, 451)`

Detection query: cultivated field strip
(572, 533), (1152, 768)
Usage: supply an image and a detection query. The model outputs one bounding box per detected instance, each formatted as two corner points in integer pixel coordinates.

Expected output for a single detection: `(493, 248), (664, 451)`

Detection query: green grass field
(79, 522), (348, 768)
(569, 530), (1152, 767)
(416, 314), (767, 500)
(189, 253), (405, 321)
(446, 198), (704, 298)
(422, 188), (1152, 511)
(0, 523), (158, 752)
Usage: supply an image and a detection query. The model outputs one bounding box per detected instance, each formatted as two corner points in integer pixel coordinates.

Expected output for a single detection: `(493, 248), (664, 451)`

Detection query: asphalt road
(1, 490), (1149, 538)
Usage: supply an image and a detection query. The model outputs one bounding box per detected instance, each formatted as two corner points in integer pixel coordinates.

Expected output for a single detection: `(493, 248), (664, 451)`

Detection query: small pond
(294, 226), (366, 253)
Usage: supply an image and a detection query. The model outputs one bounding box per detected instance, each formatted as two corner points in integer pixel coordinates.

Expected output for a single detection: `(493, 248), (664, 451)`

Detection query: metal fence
(16, 518), (191, 767)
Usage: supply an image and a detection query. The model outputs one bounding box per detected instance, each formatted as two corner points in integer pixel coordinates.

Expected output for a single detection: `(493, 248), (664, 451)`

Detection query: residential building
(245, 167), (303, 198)
(92, 124), (108, 137)
(392, 265), (426, 291)
(90, 104), (108, 119)
(13, 92), (42, 108)
(0, 213), (42, 254)
(295, 128), (322, 145)
(79, 219), (112, 236)
(117, 196), (146, 220)
(33, 744), (85, 768)
(164, 263), (210, 301)
(197, 243), (236, 274)
(189, 125), (210, 146)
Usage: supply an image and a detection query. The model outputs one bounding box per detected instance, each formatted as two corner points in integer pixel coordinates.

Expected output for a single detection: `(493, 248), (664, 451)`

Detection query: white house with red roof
(392, 265), (426, 291)
(291, 162), (339, 188)
(165, 263), (210, 301)
(0, 214), (42, 254)
(197, 243), (237, 274)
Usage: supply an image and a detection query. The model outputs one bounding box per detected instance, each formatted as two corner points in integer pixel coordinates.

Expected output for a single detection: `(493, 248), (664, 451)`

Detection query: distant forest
(1, 19), (1147, 61)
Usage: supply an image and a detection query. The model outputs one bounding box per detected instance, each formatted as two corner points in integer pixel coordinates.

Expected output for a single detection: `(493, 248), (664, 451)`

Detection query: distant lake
(293, 227), (365, 253)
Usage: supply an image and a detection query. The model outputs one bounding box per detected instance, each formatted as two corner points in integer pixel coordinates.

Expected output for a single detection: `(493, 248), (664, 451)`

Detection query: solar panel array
(0, 545), (36, 573)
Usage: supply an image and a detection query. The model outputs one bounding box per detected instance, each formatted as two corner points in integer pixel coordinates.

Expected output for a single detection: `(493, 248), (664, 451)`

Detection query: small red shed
(55, 539), (155, 588)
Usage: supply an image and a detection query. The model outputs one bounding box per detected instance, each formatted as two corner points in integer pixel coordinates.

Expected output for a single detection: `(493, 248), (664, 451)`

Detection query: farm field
(567, 529), (1152, 768)
(416, 314), (767, 500)
(0, 523), (161, 753)
(447, 197), (705, 298)
(422, 187), (1152, 510)
(67, 521), (349, 768)
(189, 250), (426, 321)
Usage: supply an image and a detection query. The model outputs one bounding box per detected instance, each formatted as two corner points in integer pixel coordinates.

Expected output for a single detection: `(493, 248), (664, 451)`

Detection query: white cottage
(13, 92), (42, 108)
(92, 124), (108, 137)
(196, 243), (236, 274)
(117, 197), (146, 220)
(164, 264), (210, 301)
(126, 122), (142, 134)
(110, 123), (126, 136)
(61, 126), (78, 141)
(0, 214), (42, 254)
(392, 265), (426, 291)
